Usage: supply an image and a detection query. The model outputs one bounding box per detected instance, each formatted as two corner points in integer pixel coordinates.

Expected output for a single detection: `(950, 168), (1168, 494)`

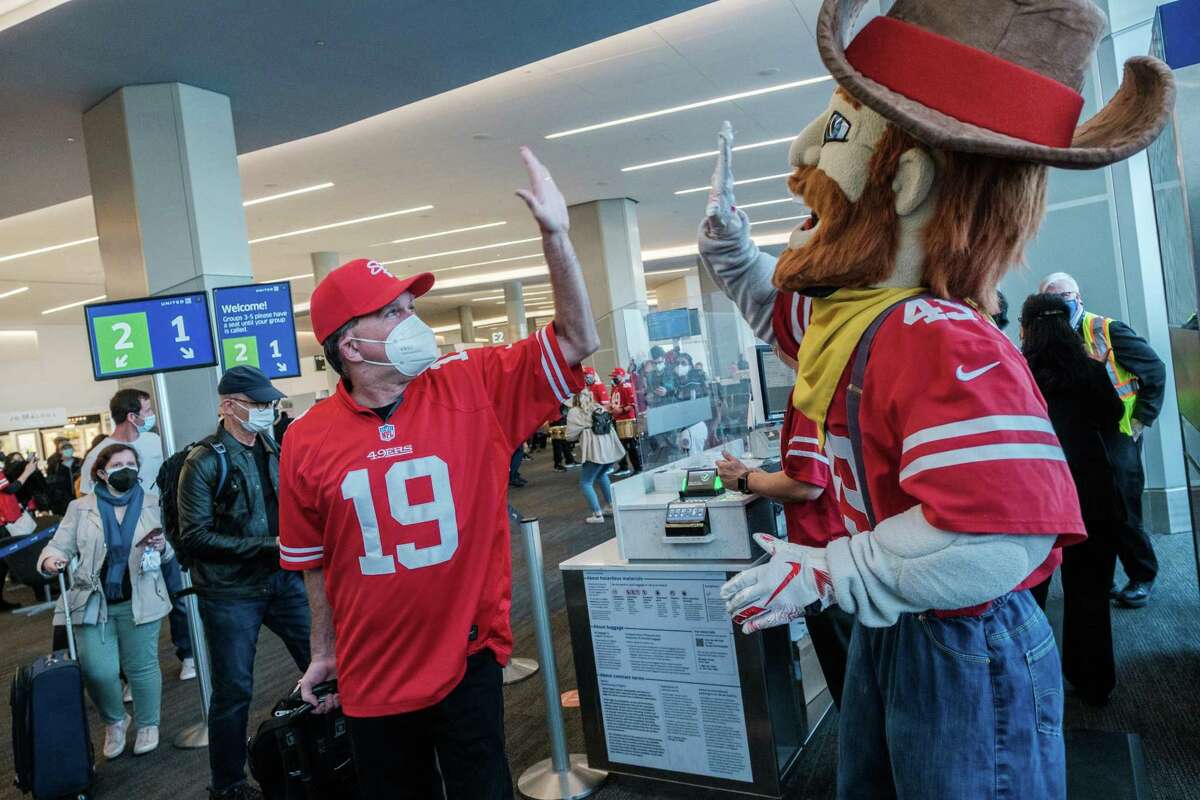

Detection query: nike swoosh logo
(956, 362), (1000, 382)
(765, 562), (802, 606)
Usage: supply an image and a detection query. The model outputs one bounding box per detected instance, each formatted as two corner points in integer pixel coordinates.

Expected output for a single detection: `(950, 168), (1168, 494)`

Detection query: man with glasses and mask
(279, 148), (598, 800)
(177, 365), (311, 800)
(1039, 272), (1167, 608)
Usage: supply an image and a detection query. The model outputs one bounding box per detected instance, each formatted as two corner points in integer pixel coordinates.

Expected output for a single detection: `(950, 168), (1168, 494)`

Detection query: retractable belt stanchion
(504, 505), (539, 685)
(173, 569), (212, 749)
(515, 515), (607, 800)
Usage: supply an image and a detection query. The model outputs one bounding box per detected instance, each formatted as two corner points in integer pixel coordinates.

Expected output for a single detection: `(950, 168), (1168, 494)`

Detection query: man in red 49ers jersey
(279, 147), (597, 800)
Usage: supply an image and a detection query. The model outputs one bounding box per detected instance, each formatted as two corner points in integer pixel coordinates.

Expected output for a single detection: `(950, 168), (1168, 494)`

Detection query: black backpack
(156, 437), (229, 568)
(248, 681), (355, 800)
(590, 409), (614, 435)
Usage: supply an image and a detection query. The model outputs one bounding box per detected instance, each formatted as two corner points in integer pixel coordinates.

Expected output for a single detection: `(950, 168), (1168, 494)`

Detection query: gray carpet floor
(0, 449), (1197, 799)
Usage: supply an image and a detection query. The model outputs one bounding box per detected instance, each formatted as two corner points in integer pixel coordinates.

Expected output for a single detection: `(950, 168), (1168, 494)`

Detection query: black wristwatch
(736, 470), (753, 494)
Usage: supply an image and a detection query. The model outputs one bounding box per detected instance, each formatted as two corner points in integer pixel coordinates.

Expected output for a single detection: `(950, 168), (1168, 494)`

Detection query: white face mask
(233, 400), (275, 435)
(676, 365), (689, 378)
(350, 314), (439, 378)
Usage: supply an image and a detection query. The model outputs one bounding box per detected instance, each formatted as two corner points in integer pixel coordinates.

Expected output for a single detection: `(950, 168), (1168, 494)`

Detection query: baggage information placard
(212, 281), (301, 378)
(582, 569), (753, 783)
(85, 293), (217, 380)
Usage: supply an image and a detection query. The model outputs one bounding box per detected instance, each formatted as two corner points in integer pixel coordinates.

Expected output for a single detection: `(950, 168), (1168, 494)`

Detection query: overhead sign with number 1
(212, 281), (301, 378)
(84, 293), (218, 380)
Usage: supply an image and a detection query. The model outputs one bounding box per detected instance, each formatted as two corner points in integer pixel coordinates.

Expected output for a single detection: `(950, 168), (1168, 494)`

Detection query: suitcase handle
(57, 570), (77, 662)
(288, 680), (338, 715)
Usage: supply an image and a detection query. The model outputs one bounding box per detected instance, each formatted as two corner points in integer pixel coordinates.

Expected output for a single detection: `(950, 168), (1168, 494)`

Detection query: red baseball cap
(310, 259), (435, 344)
(610, 367), (627, 378)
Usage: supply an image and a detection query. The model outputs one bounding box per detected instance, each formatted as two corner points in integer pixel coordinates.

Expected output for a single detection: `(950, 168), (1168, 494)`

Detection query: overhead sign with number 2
(84, 292), (218, 380)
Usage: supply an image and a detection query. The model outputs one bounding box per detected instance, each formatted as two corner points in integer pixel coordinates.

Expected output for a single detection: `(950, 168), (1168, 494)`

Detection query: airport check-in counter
(559, 439), (834, 798)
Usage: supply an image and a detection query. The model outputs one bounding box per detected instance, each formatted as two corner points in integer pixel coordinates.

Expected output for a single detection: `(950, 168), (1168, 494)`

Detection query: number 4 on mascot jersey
(699, 0), (1173, 798)
(276, 257), (584, 718)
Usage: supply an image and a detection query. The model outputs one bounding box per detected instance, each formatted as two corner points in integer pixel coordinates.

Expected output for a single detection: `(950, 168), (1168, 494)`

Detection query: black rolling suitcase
(248, 681), (355, 800)
(10, 572), (94, 800)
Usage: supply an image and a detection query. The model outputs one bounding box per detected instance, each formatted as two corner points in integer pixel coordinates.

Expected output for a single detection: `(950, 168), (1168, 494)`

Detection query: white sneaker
(179, 657), (196, 681)
(585, 513), (605, 524)
(601, 506), (613, 517)
(133, 725), (159, 756)
(103, 712), (131, 759)
(122, 682), (132, 703)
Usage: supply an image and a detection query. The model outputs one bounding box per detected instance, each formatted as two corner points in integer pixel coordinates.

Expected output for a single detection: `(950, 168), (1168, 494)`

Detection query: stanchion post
(516, 516), (606, 800)
(504, 504), (539, 686)
(173, 569), (212, 749)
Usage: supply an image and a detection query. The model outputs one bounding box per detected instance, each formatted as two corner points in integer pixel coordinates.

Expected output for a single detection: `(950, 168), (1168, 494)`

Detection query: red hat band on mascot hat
(845, 16), (1082, 149)
(310, 259), (435, 344)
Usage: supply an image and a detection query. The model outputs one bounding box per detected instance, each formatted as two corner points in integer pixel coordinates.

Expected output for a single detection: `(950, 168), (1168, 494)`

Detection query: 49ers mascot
(701, 0), (1174, 796)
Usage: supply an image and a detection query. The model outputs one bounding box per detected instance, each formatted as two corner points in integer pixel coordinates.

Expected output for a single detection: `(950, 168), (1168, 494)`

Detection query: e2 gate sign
(84, 293), (218, 380)
(212, 281), (301, 378)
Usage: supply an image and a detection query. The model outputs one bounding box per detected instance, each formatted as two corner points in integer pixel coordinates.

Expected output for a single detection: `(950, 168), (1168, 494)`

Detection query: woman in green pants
(39, 443), (173, 760)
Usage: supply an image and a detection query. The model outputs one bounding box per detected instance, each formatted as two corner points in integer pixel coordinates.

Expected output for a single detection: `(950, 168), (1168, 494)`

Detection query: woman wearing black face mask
(38, 444), (176, 760)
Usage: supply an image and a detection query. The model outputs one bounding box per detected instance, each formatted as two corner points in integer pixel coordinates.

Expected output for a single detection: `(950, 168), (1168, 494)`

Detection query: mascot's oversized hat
(816, 0), (1175, 168)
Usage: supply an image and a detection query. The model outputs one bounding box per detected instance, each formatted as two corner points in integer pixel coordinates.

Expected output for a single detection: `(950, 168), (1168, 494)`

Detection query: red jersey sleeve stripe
(280, 544), (323, 555)
(785, 449), (829, 464)
(280, 552), (324, 564)
(899, 442), (1067, 483)
(788, 435), (820, 447)
(536, 326), (572, 404)
(901, 415), (1056, 455)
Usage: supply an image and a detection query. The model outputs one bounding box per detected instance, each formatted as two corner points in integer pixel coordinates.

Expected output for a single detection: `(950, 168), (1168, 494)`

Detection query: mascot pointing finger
(700, 0), (1173, 797)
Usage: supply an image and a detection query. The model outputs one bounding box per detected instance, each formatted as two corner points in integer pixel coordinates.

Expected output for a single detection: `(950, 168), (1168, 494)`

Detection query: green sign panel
(91, 312), (154, 374)
(222, 336), (260, 369)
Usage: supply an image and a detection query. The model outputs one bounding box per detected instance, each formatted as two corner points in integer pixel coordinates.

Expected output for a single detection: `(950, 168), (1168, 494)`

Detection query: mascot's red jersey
(774, 291), (1084, 604)
(278, 324), (582, 715)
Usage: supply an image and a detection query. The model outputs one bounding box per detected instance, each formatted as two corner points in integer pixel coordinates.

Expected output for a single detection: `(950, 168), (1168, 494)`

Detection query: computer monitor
(755, 344), (793, 422)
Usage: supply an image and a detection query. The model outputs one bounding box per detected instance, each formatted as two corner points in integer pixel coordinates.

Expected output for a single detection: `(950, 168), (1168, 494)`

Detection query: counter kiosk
(559, 438), (833, 798)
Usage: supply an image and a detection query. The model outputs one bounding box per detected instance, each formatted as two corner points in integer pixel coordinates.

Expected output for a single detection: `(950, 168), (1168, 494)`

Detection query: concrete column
(458, 305), (475, 343)
(310, 251), (340, 392)
(567, 198), (650, 376)
(504, 281), (526, 344)
(83, 83), (253, 453)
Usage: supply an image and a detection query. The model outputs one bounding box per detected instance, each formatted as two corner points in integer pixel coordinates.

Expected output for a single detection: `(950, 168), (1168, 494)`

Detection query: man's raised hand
(515, 146), (569, 236)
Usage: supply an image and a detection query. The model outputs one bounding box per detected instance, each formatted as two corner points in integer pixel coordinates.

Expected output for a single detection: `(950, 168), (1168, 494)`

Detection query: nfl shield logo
(378, 424), (396, 442)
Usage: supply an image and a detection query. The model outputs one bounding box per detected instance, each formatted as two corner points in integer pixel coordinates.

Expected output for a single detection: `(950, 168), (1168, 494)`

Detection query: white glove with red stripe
(721, 533), (834, 634)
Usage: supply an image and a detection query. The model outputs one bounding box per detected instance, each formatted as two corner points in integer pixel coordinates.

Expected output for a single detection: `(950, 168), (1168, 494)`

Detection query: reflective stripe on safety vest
(1081, 311), (1138, 436)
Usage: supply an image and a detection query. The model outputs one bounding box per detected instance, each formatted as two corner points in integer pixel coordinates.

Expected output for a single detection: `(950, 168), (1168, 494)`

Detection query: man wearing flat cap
(177, 365), (312, 800)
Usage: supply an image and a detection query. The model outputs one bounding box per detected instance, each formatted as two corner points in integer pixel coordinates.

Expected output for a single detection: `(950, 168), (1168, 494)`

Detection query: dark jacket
(176, 423), (281, 599)
(1036, 360), (1127, 523)
(44, 454), (81, 515)
(1102, 319), (1166, 427)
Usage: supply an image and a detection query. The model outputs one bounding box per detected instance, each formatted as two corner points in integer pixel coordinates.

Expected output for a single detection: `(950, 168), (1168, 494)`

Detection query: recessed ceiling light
(737, 197), (795, 210)
(249, 205), (432, 244)
(376, 221), (508, 247)
(749, 213), (810, 226)
(380, 237), (541, 265)
(472, 134), (492, 141)
(758, 68), (782, 77)
(545, 76), (830, 139)
(243, 182), (334, 207)
(42, 294), (106, 315)
(622, 134), (797, 173)
(0, 286), (30, 300)
(65, 137), (76, 143)
(433, 265), (550, 291)
(0, 236), (99, 264)
(674, 172), (791, 196)
(314, 39), (326, 46)
(642, 231), (791, 263)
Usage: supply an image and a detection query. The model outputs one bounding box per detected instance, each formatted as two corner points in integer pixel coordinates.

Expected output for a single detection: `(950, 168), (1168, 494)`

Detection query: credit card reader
(679, 468), (724, 498)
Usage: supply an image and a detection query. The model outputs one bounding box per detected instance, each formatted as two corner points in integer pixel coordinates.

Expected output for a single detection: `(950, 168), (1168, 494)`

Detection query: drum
(615, 418), (638, 439)
(550, 425), (568, 441)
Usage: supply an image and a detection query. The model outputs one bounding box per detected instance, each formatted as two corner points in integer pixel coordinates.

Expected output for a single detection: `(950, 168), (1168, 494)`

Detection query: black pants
(1030, 520), (1118, 705)
(805, 606), (853, 709)
(616, 437), (643, 473)
(552, 439), (576, 469)
(347, 650), (513, 800)
(1111, 435), (1157, 582)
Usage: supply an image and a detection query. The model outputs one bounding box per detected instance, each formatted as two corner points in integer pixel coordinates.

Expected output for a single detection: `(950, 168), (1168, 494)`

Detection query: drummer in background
(610, 368), (642, 478)
(549, 404), (579, 473)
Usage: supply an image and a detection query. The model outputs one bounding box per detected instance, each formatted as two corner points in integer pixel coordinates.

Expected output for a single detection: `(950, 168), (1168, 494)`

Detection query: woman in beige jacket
(39, 443), (173, 760)
(565, 388), (625, 524)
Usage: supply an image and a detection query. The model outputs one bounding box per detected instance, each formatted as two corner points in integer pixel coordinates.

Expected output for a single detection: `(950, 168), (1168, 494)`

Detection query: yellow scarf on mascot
(792, 287), (924, 442)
